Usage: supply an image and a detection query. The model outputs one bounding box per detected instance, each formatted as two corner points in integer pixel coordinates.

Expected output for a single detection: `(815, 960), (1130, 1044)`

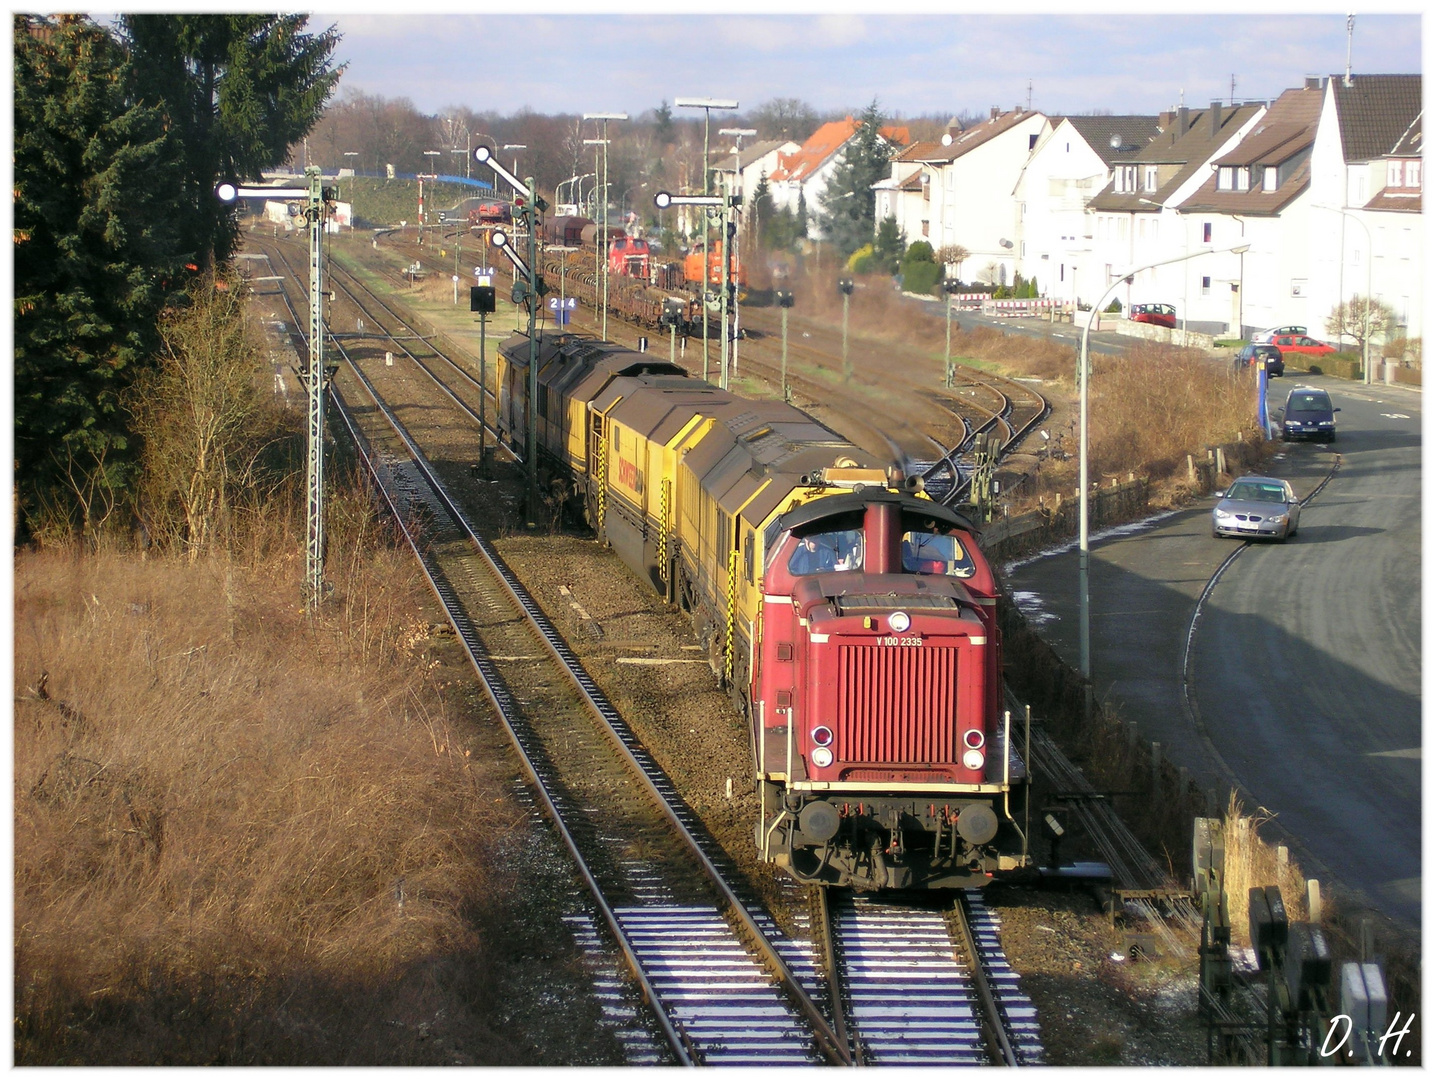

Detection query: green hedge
(1307, 352), (1363, 380)
(902, 260), (942, 296)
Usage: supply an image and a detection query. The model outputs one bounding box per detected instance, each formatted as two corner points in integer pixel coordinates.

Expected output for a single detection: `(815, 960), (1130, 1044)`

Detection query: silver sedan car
(1211, 476), (1301, 542)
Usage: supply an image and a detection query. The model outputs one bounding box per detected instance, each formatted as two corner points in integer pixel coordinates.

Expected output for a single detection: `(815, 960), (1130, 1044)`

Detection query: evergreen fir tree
(872, 215), (906, 273)
(815, 100), (895, 257)
(13, 14), (184, 530)
(796, 189), (808, 240)
(119, 14), (343, 267)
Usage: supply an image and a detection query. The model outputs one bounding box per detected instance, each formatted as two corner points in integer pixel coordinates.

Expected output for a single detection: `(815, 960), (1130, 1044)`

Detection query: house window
(1029, 133), (1039, 150)
(1021, 241), (1026, 256)
(1408, 160), (1421, 189)
(1217, 166), (1234, 190)
(921, 219), (929, 237)
(1388, 160), (1403, 189)
(1263, 166), (1278, 191)
(1060, 264), (1065, 281)
(922, 173), (931, 202)
(1113, 165), (1137, 193)
(1236, 167), (1249, 191)
(1201, 275), (1211, 295)
(1144, 165), (1158, 192)
(1203, 222), (1213, 243)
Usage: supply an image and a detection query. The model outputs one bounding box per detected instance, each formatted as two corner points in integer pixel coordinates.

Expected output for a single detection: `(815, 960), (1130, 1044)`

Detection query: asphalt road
(1003, 374), (1422, 931)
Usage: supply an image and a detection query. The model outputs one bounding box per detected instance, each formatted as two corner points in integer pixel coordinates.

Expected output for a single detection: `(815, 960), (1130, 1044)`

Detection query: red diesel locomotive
(494, 330), (1032, 889)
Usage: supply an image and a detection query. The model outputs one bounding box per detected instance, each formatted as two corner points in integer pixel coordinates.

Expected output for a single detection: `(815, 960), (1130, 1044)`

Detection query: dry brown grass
(12, 526), (546, 1064)
(1219, 794), (1312, 945)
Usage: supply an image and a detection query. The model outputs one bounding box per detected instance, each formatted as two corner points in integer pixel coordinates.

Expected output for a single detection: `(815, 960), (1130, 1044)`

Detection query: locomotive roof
(774, 487), (978, 534)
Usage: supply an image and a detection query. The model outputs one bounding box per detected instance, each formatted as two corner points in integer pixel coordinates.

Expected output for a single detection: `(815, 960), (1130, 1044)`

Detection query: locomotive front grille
(836, 644), (958, 763)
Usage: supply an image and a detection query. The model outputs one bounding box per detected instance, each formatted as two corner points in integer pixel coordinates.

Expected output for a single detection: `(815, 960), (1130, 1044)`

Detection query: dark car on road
(1235, 343), (1285, 377)
(1280, 386), (1339, 442)
(1212, 475), (1301, 542)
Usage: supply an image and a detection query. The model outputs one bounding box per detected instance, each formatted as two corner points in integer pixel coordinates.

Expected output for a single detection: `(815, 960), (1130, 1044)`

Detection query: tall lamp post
(1313, 204), (1375, 386)
(343, 150), (358, 175)
(503, 143), (527, 177)
(719, 126), (757, 380)
(584, 112), (628, 340)
(1077, 242), (1249, 695)
(676, 97), (738, 381)
(420, 149), (441, 243)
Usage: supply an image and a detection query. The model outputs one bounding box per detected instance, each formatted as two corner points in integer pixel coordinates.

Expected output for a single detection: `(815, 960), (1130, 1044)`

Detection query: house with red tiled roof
(1306, 73), (1422, 345)
(875, 107), (1050, 286)
(768, 116), (909, 240)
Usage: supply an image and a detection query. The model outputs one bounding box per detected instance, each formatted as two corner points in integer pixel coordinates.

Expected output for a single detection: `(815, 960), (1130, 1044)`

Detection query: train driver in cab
(788, 529), (864, 575)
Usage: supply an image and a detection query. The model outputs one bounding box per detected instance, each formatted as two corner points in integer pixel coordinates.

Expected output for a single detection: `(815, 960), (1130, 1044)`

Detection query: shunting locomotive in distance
(495, 329), (1031, 890)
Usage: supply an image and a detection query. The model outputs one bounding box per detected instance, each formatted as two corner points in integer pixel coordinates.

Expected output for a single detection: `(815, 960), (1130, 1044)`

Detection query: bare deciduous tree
(1324, 295), (1396, 360)
(129, 275), (267, 561)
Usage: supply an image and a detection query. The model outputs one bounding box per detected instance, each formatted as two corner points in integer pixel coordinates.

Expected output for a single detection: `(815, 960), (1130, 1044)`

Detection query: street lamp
(1312, 204), (1375, 385)
(1076, 242), (1250, 696)
(343, 150), (358, 175)
(676, 97), (738, 378)
(503, 143), (527, 176)
(656, 190), (732, 385)
(584, 112), (628, 340)
(420, 150), (441, 244)
(719, 127), (757, 379)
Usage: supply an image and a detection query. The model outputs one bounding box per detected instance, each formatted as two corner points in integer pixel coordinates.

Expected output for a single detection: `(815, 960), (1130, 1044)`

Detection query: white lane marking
(1380, 412), (1411, 419)
(1367, 747), (1420, 759)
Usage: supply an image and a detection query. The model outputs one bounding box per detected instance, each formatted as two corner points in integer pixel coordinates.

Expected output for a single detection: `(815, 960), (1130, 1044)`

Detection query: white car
(1251, 324), (1307, 344)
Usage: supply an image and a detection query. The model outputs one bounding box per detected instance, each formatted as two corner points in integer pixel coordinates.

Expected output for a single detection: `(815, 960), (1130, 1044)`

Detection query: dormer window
(1143, 165), (1158, 192)
(1388, 160), (1403, 189)
(1263, 166), (1278, 191)
(1236, 167), (1250, 191)
(1113, 165), (1138, 193)
(1409, 160), (1422, 189)
(1217, 166), (1234, 191)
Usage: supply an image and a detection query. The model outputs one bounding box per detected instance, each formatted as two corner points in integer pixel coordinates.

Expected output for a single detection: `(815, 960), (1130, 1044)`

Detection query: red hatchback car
(1130, 302), (1177, 328)
(1273, 334), (1336, 358)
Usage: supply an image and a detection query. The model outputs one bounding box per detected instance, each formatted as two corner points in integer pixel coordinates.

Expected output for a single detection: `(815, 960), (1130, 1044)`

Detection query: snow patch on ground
(1009, 590), (1057, 626)
(1001, 508), (1185, 573)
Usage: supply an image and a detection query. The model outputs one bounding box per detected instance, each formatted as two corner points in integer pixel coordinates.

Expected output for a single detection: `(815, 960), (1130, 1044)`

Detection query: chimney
(990, 107), (1000, 120)
(1159, 110), (1174, 131)
(1210, 100), (1223, 135)
(1304, 76), (1323, 91)
(1178, 105), (1189, 134)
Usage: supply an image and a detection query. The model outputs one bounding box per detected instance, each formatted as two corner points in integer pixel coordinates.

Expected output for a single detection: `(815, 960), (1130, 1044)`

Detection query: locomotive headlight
(811, 747), (834, 768)
(963, 729), (985, 750)
(812, 726), (834, 747)
(963, 748), (986, 771)
(888, 611), (911, 633)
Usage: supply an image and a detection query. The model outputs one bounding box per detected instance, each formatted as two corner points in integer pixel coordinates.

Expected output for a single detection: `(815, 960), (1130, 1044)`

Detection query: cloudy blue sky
(322, 8), (1423, 119)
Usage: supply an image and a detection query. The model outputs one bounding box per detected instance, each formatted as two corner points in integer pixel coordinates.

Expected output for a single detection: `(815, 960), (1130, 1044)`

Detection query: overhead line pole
(217, 172), (332, 608)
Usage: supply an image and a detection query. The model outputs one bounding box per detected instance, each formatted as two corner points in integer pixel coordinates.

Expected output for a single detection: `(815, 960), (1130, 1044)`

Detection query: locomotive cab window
(787, 528), (864, 575)
(901, 530), (976, 578)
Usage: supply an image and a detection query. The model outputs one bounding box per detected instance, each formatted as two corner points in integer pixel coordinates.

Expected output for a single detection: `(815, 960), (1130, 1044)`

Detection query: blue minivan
(1280, 387), (1339, 442)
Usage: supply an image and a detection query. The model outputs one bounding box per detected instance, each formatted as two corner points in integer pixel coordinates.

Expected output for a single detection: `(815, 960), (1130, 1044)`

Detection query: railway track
(240, 229), (1049, 1067)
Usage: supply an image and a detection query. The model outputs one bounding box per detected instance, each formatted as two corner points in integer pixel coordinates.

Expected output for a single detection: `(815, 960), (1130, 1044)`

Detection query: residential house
(768, 116), (909, 241)
(1011, 115), (1162, 305)
(1175, 84), (1324, 337)
(1087, 100), (1266, 334)
(1306, 73), (1422, 343)
(709, 138), (800, 211)
(877, 108), (1050, 286)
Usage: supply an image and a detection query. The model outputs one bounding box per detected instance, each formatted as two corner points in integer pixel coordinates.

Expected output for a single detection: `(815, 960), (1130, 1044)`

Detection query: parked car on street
(1129, 302), (1177, 328)
(1279, 386), (1339, 442)
(1212, 475), (1301, 541)
(1252, 324), (1307, 343)
(1273, 334), (1336, 358)
(1234, 343), (1285, 377)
